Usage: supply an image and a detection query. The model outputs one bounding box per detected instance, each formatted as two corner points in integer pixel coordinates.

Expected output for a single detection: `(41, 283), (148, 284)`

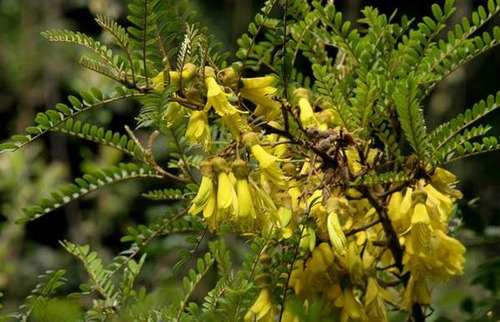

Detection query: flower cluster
(154, 62), (467, 321)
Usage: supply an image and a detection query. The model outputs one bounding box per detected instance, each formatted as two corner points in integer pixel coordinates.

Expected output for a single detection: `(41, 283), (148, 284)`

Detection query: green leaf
(18, 163), (163, 223)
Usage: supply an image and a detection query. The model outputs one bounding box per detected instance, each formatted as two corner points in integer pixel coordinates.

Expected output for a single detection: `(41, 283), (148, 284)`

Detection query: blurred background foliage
(0, 0), (499, 320)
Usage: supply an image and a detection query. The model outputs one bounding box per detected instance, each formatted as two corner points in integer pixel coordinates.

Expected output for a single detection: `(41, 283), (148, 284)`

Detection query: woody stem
(362, 186), (425, 322)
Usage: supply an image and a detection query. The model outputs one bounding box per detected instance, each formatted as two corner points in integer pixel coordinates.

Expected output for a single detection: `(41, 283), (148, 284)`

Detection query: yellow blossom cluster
(152, 62), (467, 321)
(388, 168), (466, 311)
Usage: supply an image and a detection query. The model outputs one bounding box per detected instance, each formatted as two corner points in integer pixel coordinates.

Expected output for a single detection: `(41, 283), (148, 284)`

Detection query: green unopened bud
(199, 160), (214, 178)
(282, 163), (297, 176)
(181, 63), (197, 80)
(218, 67), (238, 87)
(231, 159), (250, 179)
(211, 157), (229, 173)
(204, 66), (216, 78)
(411, 189), (428, 204)
(241, 132), (259, 148)
(293, 88), (309, 100)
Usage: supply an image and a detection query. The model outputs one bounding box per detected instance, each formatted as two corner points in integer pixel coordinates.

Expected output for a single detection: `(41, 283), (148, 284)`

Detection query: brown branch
(361, 186), (425, 321)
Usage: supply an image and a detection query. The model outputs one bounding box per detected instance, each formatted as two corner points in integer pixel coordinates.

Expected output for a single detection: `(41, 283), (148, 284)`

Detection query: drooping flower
(185, 110), (211, 151)
(299, 225), (317, 252)
(204, 67), (250, 139)
(232, 159), (256, 218)
(408, 202), (432, 257)
(152, 63), (197, 91)
(218, 67), (281, 121)
(244, 288), (274, 322)
(163, 102), (186, 128)
(212, 157), (238, 218)
(242, 76), (281, 120)
(364, 277), (394, 321)
(188, 161), (215, 217)
(294, 88), (320, 128)
(347, 242), (364, 285)
(402, 275), (431, 312)
(242, 132), (286, 188)
(341, 287), (366, 322)
(325, 197), (348, 256)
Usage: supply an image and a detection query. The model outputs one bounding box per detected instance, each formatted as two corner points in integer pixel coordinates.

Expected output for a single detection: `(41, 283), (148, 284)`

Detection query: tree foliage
(1, 0), (500, 321)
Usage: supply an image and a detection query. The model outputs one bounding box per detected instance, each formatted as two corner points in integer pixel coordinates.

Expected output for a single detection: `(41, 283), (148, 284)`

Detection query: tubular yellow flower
(163, 101), (185, 128)
(294, 88), (320, 127)
(185, 110), (211, 151)
(433, 230), (466, 277)
(240, 75), (281, 121)
(204, 67), (250, 138)
(188, 161), (215, 216)
(424, 184), (454, 222)
(365, 277), (394, 320)
(289, 260), (305, 296)
(388, 191), (403, 230)
(298, 98), (320, 127)
(317, 109), (335, 130)
(327, 211), (347, 256)
(204, 67), (243, 115)
(232, 159), (256, 218)
(203, 188), (217, 219)
(399, 187), (414, 231)
(402, 276), (430, 312)
(151, 63), (197, 91)
(409, 203), (432, 256)
(347, 243), (364, 285)
(242, 132), (286, 188)
(212, 157), (238, 217)
(244, 288), (273, 322)
(278, 206), (293, 238)
(431, 167), (463, 199)
(341, 287), (366, 322)
(309, 242), (335, 274)
(299, 225), (317, 252)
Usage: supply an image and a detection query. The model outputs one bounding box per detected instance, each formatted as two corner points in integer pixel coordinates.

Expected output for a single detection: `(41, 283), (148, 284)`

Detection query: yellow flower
(185, 110), (211, 151)
(399, 187), (414, 232)
(152, 63), (197, 91)
(387, 191), (403, 230)
(232, 159), (256, 218)
(299, 225), (317, 252)
(365, 277), (393, 321)
(278, 205), (293, 238)
(242, 132), (286, 188)
(204, 67), (250, 138)
(289, 260), (306, 296)
(212, 157), (238, 217)
(218, 67), (280, 121)
(341, 287), (366, 322)
(188, 161), (215, 216)
(241, 76), (281, 121)
(431, 230), (466, 278)
(294, 88), (320, 128)
(244, 288), (274, 322)
(163, 102), (186, 128)
(402, 275), (430, 312)
(408, 203), (432, 256)
(327, 210), (347, 256)
(308, 242), (335, 274)
(424, 183), (454, 223)
(264, 121), (288, 158)
(317, 109), (335, 130)
(347, 243), (364, 285)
